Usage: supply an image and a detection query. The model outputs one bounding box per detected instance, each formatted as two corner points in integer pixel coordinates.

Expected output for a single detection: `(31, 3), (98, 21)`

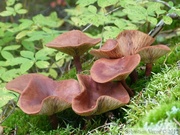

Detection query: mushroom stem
(145, 63), (153, 76)
(129, 69), (138, 83)
(49, 114), (59, 129)
(121, 80), (134, 97)
(73, 55), (82, 73)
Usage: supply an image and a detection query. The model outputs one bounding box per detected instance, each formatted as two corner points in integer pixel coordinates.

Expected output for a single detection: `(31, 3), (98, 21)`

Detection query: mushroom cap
(116, 30), (155, 55)
(72, 74), (130, 116)
(6, 74), (35, 94)
(136, 44), (171, 63)
(90, 39), (124, 59)
(46, 30), (101, 56)
(90, 54), (141, 83)
(6, 74), (80, 115)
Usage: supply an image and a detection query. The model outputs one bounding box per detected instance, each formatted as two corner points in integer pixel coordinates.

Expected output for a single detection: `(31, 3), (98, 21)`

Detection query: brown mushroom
(46, 30), (101, 73)
(6, 73), (80, 115)
(90, 54), (141, 83)
(90, 39), (124, 59)
(116, 30), (155, 56)
(90, 54), (141, 96)
(6, 73), (81, 129)
(72, 74), (130, 116)
(136, 45), (171, 76)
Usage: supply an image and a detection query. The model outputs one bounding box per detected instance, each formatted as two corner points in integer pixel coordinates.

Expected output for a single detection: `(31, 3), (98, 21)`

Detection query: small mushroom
(90, 54), (141, 96)
(136, 45), (171, 76)
(6, 73), (80, 129)
(46, 30), (101, 73)
(72, 74), (130, 116)
(90, 39), (124, 59)
(116, 30), (155, 56)
(90, 54), (141, 83)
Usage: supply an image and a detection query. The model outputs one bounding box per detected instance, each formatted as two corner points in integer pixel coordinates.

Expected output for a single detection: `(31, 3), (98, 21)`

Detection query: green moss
(2, 109), (51, 134)
(123, 66), (180, 127)
(137, 101), (180, 127)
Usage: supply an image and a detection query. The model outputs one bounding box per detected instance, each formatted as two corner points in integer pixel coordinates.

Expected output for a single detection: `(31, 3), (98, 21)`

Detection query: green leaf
(35, 50), (50, 61)
(20, 59), (34, 73)
(16, 9), (28, 14)
(163, 16), (173, 25)
(0, 11), (13, 17)
(119, 0), (137, 7)
(3, 45), (21, 51)
(35, 48), (55, 61)
(0, 87), (18, 109)
(1, 69), (20, 82)
(33, 14), (62, 28)
(16, 30), (29, 39)
(123, 6), (147, 22)
(36, 61), (50, 69)
(14, 3), (23, 11)
(88, 5), (97, 14)
(49, 68), (58, 79)
(168, 1), (174, 7)
(147, 16), (157, 26)
(76, 0), (97, 6)
(26, 31), (47, 41)
(6, 0), (16, 6)
(6, 57), (28, 66)
(97, 0), (119, 8)
(147, 2), (164, 16)
(1, 50), (14, 60)
(55, 52), (67, 61)
(0, 68), (7, 75)
(0, 61), (7, 67)
(21, 40), (35, 52)
(114, 19), (127, 29)
(20, 50), (34, 60)
(103, 26), (122, 40)
(18, 19), (33, 30)
(156, 9), (166, 15)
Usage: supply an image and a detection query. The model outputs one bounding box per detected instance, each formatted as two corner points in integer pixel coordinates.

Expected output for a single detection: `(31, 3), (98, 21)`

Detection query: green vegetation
(0, 0), (180, 134)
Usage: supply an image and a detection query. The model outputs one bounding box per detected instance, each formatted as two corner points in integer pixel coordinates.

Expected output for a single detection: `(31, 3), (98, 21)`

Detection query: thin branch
(154, 0), (172, 8)
(0, 100), (16, 124)
(173, 118), (180, 127)
(148, 13), (180, 37)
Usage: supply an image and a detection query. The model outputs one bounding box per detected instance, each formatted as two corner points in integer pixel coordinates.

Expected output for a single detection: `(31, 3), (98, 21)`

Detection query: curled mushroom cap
(90, 39), (124, 59)
(46, 30), (101, 57)
(136, 44), (171, 63)
(72, 74), (130, 116)
(116, 30), (155, 55)
(90, 54), (141, 83)
(6, 74), (80, 115)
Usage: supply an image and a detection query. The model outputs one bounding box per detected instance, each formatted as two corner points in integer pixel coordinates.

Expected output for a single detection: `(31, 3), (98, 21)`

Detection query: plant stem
(73, 55), (82, 73)
(121, 80), (134, 97)
(145, 63), (153, 76)
(49, 114), (58, 129)
(129, 69), (138, 83)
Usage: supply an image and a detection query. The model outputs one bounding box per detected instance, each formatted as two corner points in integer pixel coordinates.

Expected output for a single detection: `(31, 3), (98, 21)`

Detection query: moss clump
(2, 109), (51, 135)
(137, 101), (180, 126)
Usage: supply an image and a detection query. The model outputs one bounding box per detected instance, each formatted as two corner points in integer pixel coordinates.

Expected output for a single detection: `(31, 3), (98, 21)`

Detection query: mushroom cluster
(90, 30), (171, 77)
(5, 29), (171, 128)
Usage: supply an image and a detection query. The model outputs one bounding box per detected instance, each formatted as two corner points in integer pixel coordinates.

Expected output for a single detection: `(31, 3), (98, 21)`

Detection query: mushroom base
(145, 63), (153, 76)
(49, 114), (59, 129)
(121, 80), (134, 97)
(129, 69), (138, 83)
(74, 55), (82, 73)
